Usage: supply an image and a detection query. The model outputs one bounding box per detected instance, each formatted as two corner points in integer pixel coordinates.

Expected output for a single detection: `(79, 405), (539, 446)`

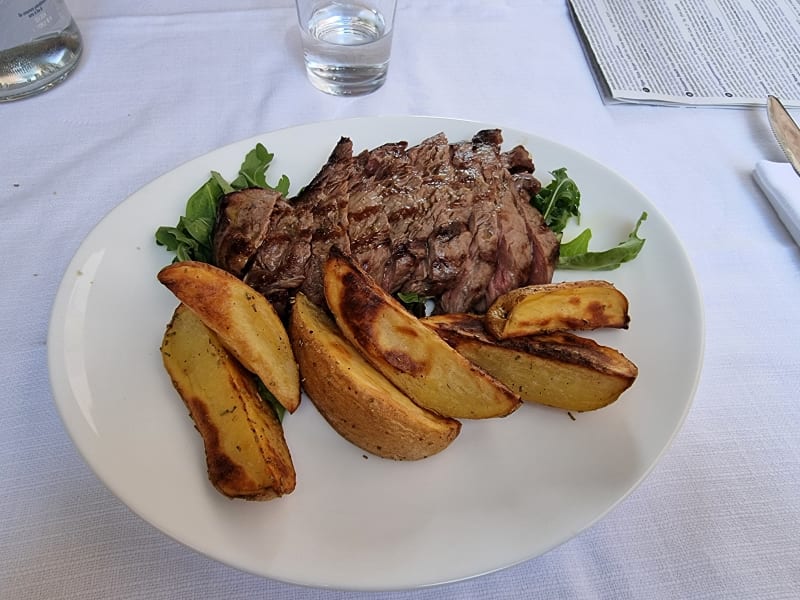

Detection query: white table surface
(2, 1), (799, 598)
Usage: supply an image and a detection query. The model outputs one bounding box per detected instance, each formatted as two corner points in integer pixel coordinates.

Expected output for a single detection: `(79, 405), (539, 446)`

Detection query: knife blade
(767, 95), (800, 177)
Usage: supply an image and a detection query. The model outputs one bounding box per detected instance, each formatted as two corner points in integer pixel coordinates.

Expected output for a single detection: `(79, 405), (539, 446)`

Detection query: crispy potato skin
(485, 280), (630, 339)
(161, 304), (296, 499)
(425, 313), (638, 412)
(158, 261), (300, 413)
(323, 248), (521, 419)
(290, 294), (461, 460)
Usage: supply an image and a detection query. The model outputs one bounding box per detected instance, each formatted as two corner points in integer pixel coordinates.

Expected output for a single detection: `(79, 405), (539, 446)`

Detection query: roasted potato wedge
(158, 261), (300, 413)
(485, 280), (630, 339)
(161, 304), (296, 500)
(323, 248), (521, 419)
(290, 293), (461, 460)
(425, 313), (638, 412)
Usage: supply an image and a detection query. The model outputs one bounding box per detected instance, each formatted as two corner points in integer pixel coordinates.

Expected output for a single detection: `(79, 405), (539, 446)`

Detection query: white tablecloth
(3, 1), (799, 598)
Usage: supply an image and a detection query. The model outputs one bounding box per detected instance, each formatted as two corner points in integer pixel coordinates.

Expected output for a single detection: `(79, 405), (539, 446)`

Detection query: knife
(767, 95), (800, 177)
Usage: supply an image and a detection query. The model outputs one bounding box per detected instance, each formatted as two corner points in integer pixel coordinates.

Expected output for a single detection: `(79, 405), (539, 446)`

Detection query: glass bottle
(0, 0), (83, 102)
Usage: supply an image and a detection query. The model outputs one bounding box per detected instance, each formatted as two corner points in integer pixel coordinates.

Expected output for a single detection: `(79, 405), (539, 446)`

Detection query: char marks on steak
(212, 130), (559, 318)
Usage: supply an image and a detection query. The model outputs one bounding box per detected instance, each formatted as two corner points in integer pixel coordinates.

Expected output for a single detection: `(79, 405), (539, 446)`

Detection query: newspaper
(568, 0), (800, 108)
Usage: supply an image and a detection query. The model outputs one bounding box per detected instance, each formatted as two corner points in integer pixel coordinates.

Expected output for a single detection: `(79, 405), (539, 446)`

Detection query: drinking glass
(294, 0), (397, 96)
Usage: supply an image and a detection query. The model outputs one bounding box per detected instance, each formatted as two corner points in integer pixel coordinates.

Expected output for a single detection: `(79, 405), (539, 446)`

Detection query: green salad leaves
(558, 212), (647, 271)
(530, 168), (646, 270)
(396, 291), (434, 317)
(529, 167), (582, 234)
(155, 143), (289, 263)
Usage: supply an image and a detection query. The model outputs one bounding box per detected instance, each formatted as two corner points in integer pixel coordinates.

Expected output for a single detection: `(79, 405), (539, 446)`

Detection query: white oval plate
(48, 116), (703, 591)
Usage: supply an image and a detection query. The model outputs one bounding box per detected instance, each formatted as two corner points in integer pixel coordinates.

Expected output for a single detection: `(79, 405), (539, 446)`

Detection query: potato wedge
(485, 280), (630, 339)
(425, 313), (638, 412)
(161, 304), (296, 499)
(290, 293), (461, 460)
(323, 248), (521, 419)
(158, 261), (300, 413)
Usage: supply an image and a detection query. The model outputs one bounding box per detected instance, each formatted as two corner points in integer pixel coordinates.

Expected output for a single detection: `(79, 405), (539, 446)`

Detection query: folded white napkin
(753, 160), (800, 246)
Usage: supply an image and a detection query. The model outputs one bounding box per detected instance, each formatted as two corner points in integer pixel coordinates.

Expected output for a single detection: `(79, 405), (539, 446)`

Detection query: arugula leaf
(229, 144), (291, 196)
(231, 144), (275, 189)
(530, 168), (647, 271)
(256, 376), (286, 422)
(155, 143), (289, 264)
(530, 167), (581, 233)
(272, 174), (291, 197)
(396, 291), (434, 317)
(211, 170), (234, 195)
(154, 175), (224, 264)
(558, 212), (648, 271)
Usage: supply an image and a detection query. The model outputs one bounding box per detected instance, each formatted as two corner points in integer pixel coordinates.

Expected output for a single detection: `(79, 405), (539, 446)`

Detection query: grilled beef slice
(212, 130), (559, 318)
(213, 187), (282, 277)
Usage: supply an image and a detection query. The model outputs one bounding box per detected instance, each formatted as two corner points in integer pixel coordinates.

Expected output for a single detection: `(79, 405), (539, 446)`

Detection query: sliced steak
(212, 187), (282, 277)
(212, 129), (559, 318)
(244, 137), (355, 312)
(243, 198), (312, 317)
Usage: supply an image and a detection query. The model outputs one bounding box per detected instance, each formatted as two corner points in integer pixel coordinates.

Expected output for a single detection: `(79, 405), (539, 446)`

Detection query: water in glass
(300, 2), (393, 96)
